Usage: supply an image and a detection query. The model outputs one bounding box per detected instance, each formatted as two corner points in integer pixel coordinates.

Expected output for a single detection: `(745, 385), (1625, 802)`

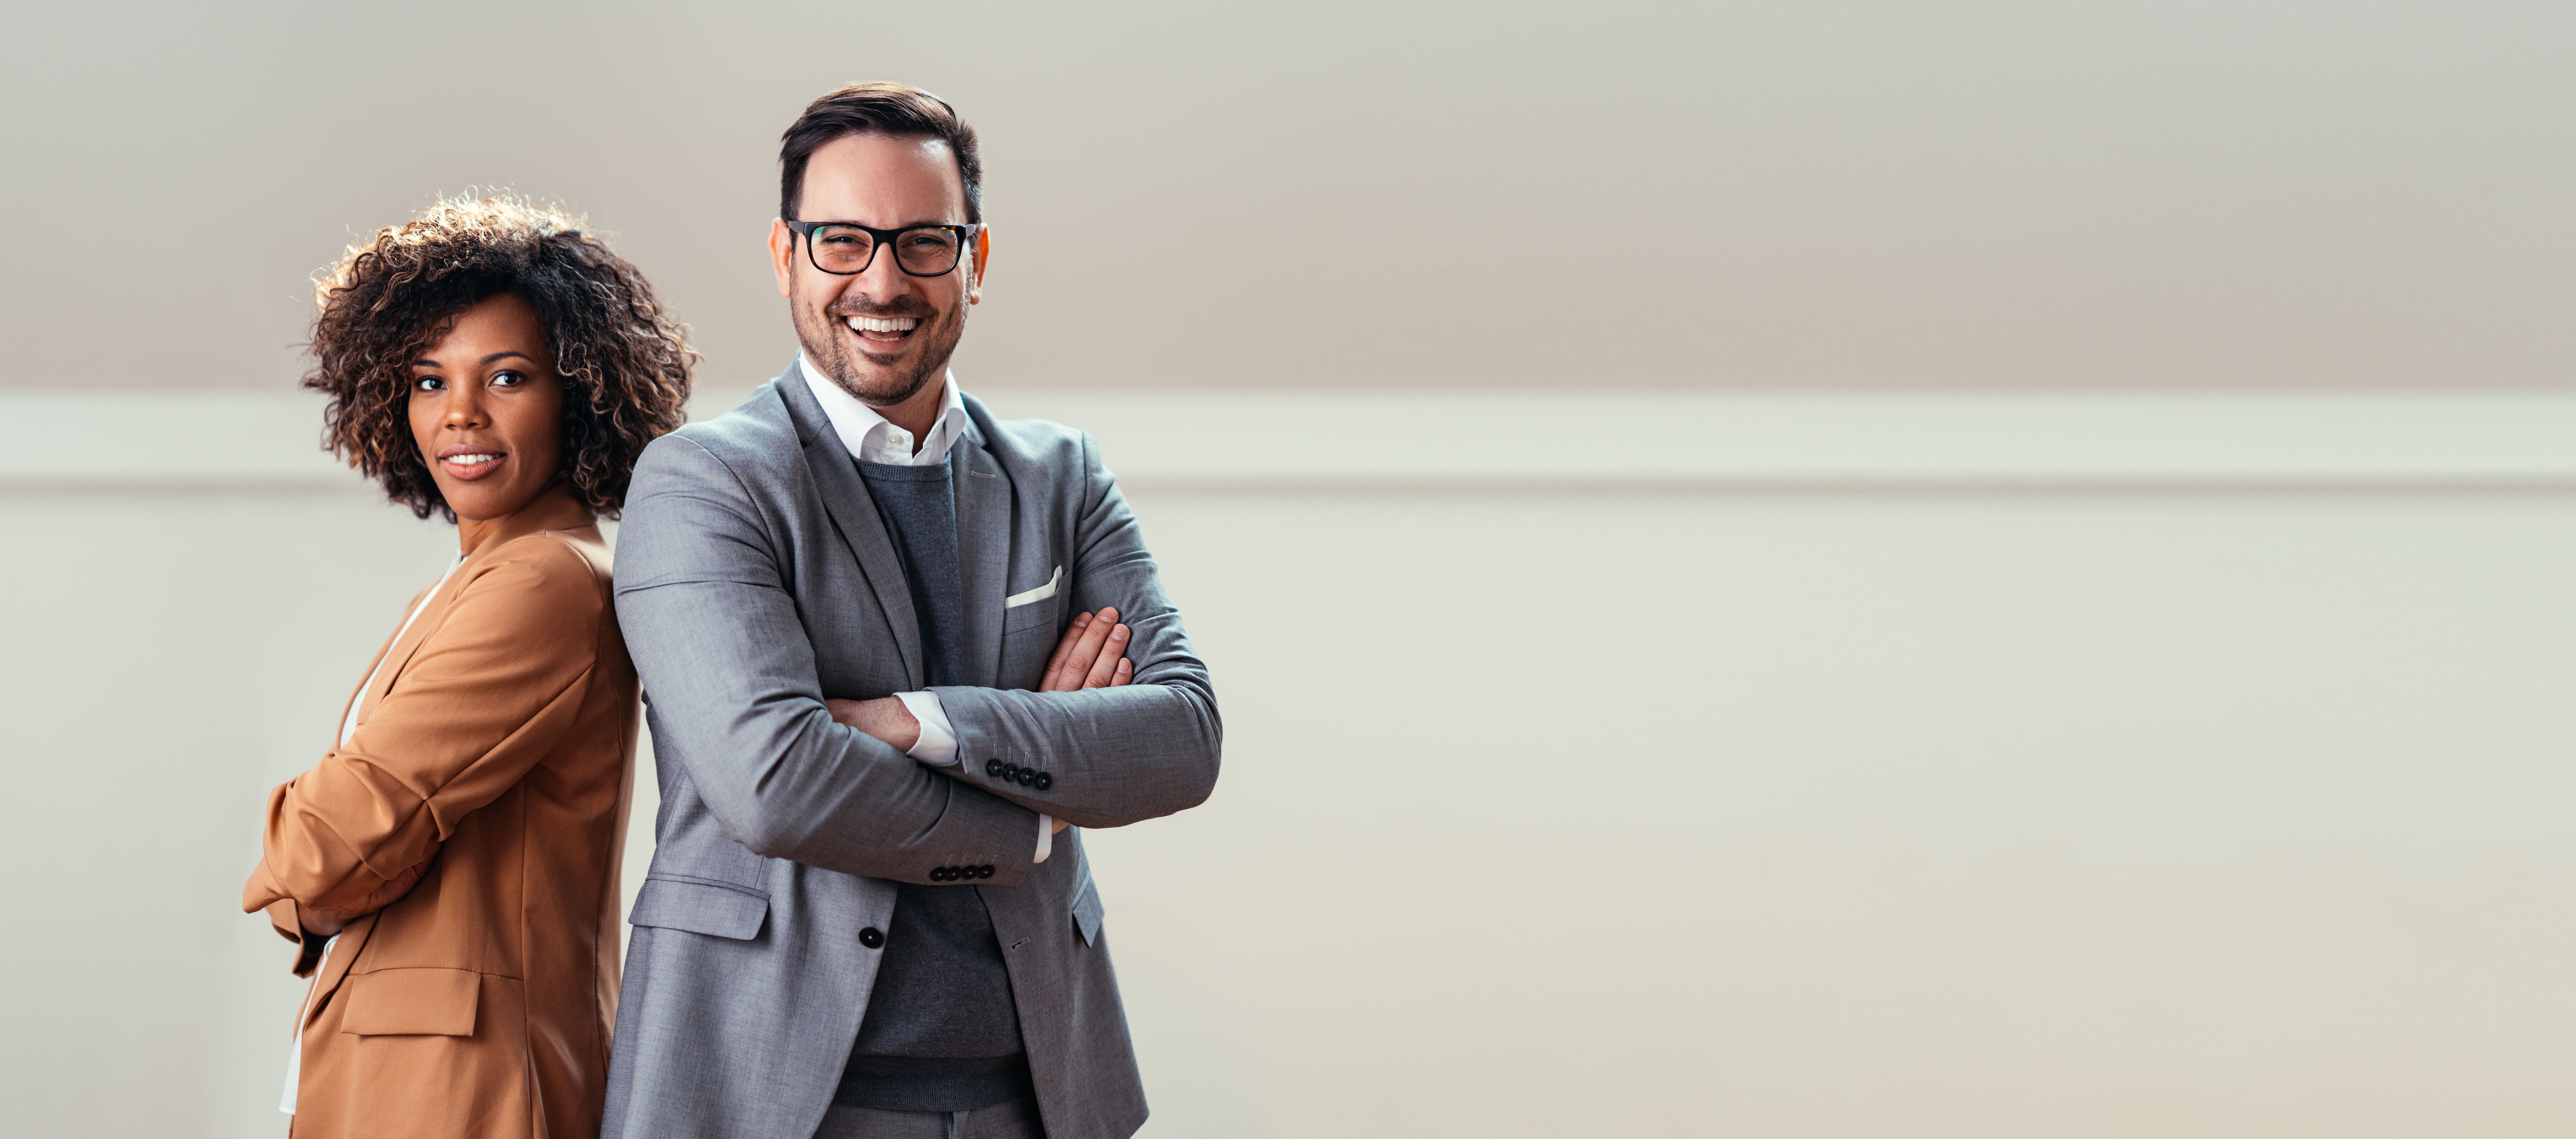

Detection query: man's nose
(856, 237), (915, 297)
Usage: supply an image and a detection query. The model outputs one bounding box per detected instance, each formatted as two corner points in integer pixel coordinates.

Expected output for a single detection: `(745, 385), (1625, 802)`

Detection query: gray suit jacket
(601, 367), (1220, 1139)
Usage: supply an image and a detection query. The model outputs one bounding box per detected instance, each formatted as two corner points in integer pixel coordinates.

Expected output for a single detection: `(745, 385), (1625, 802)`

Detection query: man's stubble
(788, 272), (969, 407)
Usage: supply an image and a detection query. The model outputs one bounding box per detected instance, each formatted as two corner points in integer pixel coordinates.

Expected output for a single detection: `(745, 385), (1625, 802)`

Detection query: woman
(242, 196), (693, 1139)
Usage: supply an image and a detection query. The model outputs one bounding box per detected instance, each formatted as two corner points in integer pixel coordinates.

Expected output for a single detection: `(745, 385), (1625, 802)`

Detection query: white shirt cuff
(893, 691), (956, 766)
(896, 690), (1045, 861)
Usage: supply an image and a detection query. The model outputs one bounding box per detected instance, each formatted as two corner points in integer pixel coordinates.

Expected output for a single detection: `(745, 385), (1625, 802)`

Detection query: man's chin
(826, 356), (939, 406)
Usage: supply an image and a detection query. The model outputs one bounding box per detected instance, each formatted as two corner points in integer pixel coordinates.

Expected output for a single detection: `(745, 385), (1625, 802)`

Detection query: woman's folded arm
(244, 539), (604, 915)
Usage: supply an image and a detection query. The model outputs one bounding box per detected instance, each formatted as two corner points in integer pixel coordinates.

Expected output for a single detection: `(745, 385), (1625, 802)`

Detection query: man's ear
(968, 224), (991, 305)
(769, 219), (797, 298)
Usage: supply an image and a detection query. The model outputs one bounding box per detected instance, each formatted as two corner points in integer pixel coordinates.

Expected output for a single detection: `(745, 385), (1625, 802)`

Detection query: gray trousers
(811, 1096), (1046, 1139)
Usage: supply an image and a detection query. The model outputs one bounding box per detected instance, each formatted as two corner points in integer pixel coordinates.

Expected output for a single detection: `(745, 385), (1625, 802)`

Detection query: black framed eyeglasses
(783, 219), (981, 277)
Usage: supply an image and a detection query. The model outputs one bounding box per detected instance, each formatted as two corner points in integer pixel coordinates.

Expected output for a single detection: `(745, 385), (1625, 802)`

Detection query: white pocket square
(1004, 566), (1062, 609)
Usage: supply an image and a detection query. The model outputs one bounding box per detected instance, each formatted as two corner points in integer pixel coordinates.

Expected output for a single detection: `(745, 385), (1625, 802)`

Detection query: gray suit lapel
(952, 426), (1011, 688)
(776, 368), (923, 689)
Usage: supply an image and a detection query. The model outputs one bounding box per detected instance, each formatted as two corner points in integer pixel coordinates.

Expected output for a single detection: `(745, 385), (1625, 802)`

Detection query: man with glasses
(604, 82), (1221, 1139)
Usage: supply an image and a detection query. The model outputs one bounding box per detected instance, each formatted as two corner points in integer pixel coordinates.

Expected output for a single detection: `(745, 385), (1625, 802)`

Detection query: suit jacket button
(1034, 772), (1053, 791)
(979, 864), (995, 878)
(1016, 768), (1035, 786)
(986, 758), (1003, 776)
(933, 866), (953, 881)
(1002, 762), (1020, 781)
(859, 927), (885, 949)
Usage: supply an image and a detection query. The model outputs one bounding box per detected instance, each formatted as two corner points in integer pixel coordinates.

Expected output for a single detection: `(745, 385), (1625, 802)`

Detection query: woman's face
(408, 293), (565, 522)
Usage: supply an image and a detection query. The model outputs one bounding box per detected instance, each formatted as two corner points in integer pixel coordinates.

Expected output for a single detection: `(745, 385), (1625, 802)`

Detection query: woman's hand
(302, 844), (439, 938)
(1040, 608), (1133, 692)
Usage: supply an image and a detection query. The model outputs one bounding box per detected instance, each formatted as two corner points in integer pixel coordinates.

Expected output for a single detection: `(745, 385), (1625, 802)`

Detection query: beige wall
(4, 390), (2573, 1136)
(5, 0), (2574, 395)
(6, 0), (2575, 1131)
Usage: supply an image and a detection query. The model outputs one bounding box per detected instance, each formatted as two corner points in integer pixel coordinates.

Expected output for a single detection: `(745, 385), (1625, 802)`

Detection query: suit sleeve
(612, 435), (1043, 885)
(930, 433), (1223, 828)
(242, 540), (606, 925)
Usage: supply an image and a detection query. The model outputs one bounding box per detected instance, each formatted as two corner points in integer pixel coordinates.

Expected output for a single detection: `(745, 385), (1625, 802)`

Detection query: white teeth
(846, 315), (921, 334)
(447, 454), (499, 465)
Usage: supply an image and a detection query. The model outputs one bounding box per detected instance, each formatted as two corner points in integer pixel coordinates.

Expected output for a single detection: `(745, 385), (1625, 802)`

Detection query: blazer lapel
(358, 570), (464, 729)
(354, 487), (596, 730)
(952, 427), (1012, 688)
(776, 368), (924, 689)
(333, 618), (409, 749)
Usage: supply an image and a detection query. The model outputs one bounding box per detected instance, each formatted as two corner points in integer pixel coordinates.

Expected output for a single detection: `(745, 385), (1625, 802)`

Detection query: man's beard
(789, 276), (967, 406)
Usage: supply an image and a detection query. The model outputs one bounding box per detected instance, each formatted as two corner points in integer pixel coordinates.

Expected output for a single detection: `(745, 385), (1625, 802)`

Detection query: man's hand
(1048, 609), (1124, 837)
(303, 845), (438, 938)
(1040, 608), (1133, 692)
(826, 694), (923, 751)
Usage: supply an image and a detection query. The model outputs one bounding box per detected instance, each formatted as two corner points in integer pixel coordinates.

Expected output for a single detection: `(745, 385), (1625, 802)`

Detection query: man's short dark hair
(780, 81), (982, 224)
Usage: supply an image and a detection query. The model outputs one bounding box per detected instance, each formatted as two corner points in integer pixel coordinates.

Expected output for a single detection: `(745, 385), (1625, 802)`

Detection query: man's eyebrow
(812, 218), (964, 228)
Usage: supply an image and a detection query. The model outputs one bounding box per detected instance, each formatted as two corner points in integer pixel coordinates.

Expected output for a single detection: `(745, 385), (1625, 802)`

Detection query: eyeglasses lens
(894, 229), (962, 274)
(809, 225), (962, 275)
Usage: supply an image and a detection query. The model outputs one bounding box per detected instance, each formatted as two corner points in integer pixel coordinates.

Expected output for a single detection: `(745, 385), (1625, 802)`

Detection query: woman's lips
(440, 452), (506, 481)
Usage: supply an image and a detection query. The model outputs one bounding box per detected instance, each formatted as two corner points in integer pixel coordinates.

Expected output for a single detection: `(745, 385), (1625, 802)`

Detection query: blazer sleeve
(612, 434), (1044, 885)
(930, 432), (1223, 828)
(242, 539), (606, 923)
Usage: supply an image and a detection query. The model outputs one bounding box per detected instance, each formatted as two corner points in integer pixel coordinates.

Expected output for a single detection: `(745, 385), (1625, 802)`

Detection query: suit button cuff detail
(894, 690), (957, 765)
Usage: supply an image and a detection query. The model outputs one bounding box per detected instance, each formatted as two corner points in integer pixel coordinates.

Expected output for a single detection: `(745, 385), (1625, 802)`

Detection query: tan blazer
(244, 486), (640, 1139)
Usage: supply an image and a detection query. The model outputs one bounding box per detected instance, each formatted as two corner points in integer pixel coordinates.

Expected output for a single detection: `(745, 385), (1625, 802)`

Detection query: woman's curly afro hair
(305, 195), (695, 521)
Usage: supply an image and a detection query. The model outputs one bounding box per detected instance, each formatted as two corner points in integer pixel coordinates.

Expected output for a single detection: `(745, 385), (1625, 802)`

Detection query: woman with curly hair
(241, 196), (693, 1139)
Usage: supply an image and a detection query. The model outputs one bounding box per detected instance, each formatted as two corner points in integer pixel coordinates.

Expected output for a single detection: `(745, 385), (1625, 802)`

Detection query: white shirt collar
(798, 355), (971, 467)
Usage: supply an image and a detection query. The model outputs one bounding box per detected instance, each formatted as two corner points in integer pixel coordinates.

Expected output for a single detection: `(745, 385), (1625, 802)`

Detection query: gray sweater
(835, 455), (1032, 1112)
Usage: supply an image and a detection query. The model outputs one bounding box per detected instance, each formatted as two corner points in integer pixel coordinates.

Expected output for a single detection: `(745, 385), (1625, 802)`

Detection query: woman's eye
(491, 370), (524, 387)
(414, 375), (443, 391)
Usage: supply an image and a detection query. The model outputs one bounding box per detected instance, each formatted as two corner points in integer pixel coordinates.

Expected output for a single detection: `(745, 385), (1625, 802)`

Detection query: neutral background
(4, 0), (2575, 395)
(4, 1), (2575, 1137)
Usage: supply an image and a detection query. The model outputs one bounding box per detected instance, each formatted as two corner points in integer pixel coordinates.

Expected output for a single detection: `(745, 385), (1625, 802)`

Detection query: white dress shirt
(799, 357), (1052, 863)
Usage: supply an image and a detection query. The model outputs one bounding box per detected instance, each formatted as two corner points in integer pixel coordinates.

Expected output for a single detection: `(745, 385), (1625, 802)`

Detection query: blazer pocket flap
(630, 877), (768, 940)
(1071, 875), (1105, 947)
(339, 968), (479, 1037)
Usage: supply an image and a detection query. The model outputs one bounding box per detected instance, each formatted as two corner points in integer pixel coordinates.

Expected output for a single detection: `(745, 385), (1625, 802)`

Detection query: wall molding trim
(9, 390), (2575, 494)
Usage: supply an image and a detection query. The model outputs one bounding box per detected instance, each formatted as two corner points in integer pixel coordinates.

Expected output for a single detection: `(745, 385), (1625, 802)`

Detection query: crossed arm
(246, 546), (604, 942)
(613, 433), (1218, 886)
(297, 615), (1133, 937)
(830, 608), (1138, 837)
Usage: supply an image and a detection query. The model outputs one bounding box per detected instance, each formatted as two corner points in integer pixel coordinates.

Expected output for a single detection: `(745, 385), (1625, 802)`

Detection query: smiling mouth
(440, 451), (506, 481)
(845, 314), (922, 346)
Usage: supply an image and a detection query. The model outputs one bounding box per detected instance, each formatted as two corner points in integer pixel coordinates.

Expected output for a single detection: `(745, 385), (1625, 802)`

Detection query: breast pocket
(1002, 564), (1063, 635)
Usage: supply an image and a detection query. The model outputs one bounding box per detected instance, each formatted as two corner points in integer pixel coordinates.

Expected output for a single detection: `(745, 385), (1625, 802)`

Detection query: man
(603, 82), (1221, 1139)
